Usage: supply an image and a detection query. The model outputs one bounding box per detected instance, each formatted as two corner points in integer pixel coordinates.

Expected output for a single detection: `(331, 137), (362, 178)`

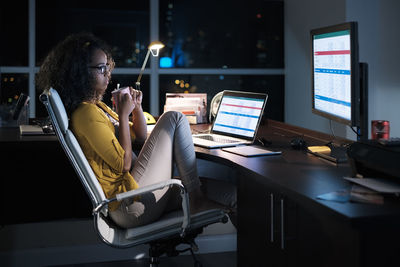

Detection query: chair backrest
(40, 89), (229, 252)
(40, 88), (107, 212)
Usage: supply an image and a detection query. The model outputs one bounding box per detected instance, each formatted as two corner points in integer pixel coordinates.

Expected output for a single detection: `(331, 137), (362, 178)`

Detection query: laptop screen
(211, 91), (268, 140)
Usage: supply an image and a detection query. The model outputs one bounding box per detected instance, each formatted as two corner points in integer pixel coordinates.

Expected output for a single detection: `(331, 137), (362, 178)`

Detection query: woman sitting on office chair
(36, 32), (235, 228)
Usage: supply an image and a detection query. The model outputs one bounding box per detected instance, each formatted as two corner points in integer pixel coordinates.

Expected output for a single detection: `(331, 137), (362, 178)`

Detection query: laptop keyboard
(195, 135), (238, 144)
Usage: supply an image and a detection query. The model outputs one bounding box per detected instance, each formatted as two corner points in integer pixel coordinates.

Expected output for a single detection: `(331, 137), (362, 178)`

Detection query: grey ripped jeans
(110, 111), (201, 228)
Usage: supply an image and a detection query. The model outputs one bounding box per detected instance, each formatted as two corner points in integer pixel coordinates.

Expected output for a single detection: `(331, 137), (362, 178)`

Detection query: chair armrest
(115, 179), (184, 202)
(93, 179), (190, 235)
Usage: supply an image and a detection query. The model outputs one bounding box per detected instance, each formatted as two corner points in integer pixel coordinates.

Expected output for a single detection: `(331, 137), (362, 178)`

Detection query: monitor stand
(309, 144), (348, 164)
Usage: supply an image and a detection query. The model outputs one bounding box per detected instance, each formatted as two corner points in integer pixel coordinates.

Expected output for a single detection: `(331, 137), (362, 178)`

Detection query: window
(0, 0), (284, 120)
(159, 0), (283, 68)
(36, 0), (150, 67)
(0, 73), (29, 126)
(1, 1), (29, 66)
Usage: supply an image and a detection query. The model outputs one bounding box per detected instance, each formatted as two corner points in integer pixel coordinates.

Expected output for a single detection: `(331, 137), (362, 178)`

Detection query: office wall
(285, 0), (400, 140)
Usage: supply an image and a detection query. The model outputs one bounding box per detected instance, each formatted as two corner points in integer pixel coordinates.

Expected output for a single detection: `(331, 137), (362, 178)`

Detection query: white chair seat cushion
(125, 209), (225, 240)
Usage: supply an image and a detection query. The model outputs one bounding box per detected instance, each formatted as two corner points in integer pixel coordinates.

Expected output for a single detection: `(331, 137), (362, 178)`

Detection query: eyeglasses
(88, 64), (110, 75)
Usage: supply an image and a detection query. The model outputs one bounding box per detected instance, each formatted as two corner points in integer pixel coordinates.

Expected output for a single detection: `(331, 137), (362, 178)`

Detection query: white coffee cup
(111, 86), (131, 111)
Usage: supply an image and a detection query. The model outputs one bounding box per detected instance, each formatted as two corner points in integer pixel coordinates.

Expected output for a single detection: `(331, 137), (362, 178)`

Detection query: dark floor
(55, 251), (236, 267)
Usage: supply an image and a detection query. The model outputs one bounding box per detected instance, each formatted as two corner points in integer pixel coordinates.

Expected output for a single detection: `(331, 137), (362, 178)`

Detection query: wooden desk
(2, 121), (400, 266)
(192, 120), (400, 267)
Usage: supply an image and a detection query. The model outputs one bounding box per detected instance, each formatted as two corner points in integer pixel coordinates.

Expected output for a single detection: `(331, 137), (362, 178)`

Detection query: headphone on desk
(209, 91), (223, 123)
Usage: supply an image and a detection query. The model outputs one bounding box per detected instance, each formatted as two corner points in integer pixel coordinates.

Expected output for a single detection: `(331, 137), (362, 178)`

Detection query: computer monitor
(311, 21), (367, 140)
(310, 22), (368, 163)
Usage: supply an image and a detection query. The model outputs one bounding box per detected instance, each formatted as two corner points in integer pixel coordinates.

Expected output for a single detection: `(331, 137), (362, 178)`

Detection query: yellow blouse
(71, 101), (139, 211)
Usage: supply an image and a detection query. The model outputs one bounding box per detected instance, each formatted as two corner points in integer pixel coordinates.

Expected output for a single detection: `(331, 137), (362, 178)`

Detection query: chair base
(148, 228), (204, 267)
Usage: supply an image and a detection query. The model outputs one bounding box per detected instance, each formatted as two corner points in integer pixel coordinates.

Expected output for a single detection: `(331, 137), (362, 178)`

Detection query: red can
(371, 120), (390, 140)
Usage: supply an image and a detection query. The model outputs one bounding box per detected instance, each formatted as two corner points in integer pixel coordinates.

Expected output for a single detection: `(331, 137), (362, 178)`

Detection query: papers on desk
(317, 176), (400, 205)
(20, 124), (55, 136)
(344, 177), (400, 194)
(349, 184), (384, 204)
(164, 93), (207, 124)
(316, 176), (400, 205)
(316, 184), (385, 205)
(20, 124), (44, 135)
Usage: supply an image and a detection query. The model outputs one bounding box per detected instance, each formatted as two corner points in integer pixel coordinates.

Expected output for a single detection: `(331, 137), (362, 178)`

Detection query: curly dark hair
(36, 32), (115, 115)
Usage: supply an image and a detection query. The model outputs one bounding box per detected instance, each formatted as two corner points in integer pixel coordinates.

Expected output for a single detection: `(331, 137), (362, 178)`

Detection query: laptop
(192, 90), (268, 148)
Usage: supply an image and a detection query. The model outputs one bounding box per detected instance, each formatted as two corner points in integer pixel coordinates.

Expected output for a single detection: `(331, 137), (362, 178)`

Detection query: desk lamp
(135, 41), (165, 91)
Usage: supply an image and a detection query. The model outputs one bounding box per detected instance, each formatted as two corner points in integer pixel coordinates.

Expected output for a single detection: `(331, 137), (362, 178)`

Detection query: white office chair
(40, 88), (228, 267)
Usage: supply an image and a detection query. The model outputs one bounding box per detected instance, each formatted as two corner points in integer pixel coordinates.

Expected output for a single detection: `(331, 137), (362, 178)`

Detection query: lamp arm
(137, 49), (151, 84)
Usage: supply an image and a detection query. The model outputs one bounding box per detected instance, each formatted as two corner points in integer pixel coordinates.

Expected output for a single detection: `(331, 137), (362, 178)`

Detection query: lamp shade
(148, 41), (165, 50)
(148, 41), (165, 57)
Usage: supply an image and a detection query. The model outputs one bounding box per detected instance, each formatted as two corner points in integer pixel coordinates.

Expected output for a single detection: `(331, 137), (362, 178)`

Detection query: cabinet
(237, 172), (296, 267)
(237, 168), (400, 267)
(238, 171), (360, 267)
